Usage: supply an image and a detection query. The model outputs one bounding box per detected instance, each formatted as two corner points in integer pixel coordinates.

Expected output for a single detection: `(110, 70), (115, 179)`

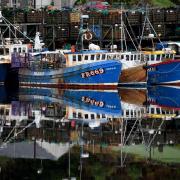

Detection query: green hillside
(76, 0), (179, 8)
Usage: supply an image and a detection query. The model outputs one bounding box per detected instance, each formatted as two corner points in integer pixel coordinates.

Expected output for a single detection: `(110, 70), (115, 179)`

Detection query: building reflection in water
(0, 85), (179, 179)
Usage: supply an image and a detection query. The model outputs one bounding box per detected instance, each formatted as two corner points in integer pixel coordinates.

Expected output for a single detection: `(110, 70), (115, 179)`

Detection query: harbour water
(0, 85), (179, 179)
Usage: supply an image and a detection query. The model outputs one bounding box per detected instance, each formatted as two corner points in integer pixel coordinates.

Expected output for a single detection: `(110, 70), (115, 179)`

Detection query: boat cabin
(142, 49), (176, 65)
(65, 106), (111, 128)
(0, 43), (29, 63)
(64, 50), (143, 68)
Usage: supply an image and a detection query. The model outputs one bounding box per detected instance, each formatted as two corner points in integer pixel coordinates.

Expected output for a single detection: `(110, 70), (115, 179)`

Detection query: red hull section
(19, 83), (118, 90)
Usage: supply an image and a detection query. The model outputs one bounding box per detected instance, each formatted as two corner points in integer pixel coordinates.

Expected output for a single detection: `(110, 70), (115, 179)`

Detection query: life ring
(83, 31), (93, 41)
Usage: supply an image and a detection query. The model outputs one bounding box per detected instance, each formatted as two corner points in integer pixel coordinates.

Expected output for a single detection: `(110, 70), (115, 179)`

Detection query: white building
(35, 0), (76, 9)
(1, 0), (76, 9)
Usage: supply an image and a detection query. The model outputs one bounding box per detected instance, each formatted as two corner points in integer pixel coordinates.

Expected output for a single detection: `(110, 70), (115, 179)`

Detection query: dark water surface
(0, 85), (180, 180)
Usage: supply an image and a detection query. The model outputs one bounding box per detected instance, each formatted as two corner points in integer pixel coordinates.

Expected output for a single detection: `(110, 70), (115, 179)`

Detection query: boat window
(141, 109), (144, 114)
(138, 111), (141, 117)
(73, 55), (76, 62)
(85, 114), (88, 119)
(97, 54), (100, 60)
(91, 114), (95, 119)
(151, 108), (155, 114)
(102, 114), (106, 118)
(5, 109), (9, 116)
(162, 54), (165, 59)
(13, 48), (17, 52)
(78, 55), (81, 61)
(146, 55), (149, 61)
(97, 114), (100, 119)
(91, 54), (95, 60)
(22, 48), (26, 53)
(156, 54), (160, 61)
(84, 55), (88, 60)
(147, 108), (149, 113)
(102, 54), (106, 60)
(0, 49), (3, 55)
(18, 48), (21, 53)
(126, 55), (129, 61)
(131, 55), (134, 61)
(73, 112), (76, 118)
(5, 48), (9, 54)
(0, 108), (4, 115)
(126, 110), (129, 116)
(156, 108), (161, 114)
(162, 109), (166, 114)
(78, 112), (82, 118)
(121, 55), (124, 59)
(151, 55), (154, 61)
(131, 110), (133, 116)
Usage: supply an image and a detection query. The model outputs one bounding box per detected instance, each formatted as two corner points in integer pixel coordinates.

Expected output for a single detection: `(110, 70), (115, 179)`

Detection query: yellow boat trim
(147, 114), (176, 118)
(142, 50), (176, 55)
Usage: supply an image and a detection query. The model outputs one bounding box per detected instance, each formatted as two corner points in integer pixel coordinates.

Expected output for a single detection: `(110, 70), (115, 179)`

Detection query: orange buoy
(71, 45), (76, 53)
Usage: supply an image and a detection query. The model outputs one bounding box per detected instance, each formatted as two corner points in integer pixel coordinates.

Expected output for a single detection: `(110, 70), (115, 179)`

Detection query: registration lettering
(34, 72), (44, 76)
(82, 96), (104, 107)
(81, 68), (104, 78)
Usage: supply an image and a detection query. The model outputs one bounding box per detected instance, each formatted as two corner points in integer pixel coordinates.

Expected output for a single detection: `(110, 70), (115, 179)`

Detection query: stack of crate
(102, 10), (121, 25)
(88, 12), (102, 25)
(178, 8), (180, 24)
(165, 9), (177, 23)
(56, 24), (69, 39)
(27, 11), (43, 23)
(126, 11), (141, 25)
(153, 23), (165, 37)
(61, 11), (70, 24)
(70, 12), (80, 23)
(45, 11), (62, 24)
(69, 12), (80, 40)
(70, 23), (80, 40)
(152, 9), (164, 22)
(152, 9), (165, 37)
(15, 12), (25, 23)
(141, 10), (153, 24)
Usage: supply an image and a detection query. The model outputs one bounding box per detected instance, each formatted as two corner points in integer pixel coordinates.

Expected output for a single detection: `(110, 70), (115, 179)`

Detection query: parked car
(85, 1), (110, 10)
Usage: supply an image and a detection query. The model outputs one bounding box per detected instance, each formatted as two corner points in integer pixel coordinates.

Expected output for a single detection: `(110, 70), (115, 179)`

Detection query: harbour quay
(0, 7), (179, 49)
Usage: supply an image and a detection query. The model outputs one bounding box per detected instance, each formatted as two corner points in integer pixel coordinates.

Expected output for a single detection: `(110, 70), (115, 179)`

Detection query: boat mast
(120, 3), (123, 52)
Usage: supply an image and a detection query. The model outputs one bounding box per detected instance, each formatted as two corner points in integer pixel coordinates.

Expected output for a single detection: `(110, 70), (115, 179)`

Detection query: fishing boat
(17, 46), (122, 90)
(148, 85), (180, 110)
(0, 11), (32, 85)
(0, 87), (121, 128)
(0, 12), (122, 89)
(13, 15), (122, 89)
(19, 87), (122, 117)
(118, 9), (177, 84)
(146, 60), (180, 85)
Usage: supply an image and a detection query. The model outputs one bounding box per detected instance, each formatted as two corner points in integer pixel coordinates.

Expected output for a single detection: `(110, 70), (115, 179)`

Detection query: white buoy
(88, 43), (100, 50)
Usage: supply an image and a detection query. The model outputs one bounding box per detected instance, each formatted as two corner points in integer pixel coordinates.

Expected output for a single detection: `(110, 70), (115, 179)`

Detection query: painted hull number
(82, 96), (104, 107)
(81, 68), (104, 78)
(34, 72), (44, 76)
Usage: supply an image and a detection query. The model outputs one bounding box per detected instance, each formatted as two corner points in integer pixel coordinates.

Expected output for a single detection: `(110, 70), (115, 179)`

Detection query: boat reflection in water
(18, 87), (122, 128)
(0, 86), (179, 179)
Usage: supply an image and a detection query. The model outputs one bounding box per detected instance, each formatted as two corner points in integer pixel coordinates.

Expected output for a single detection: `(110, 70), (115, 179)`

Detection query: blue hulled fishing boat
(148, 85), (180, 110)
(19, 87), (121, 117)
(147, 60), (180, 85)
(13, 15), (122, 90)
(17, 49), (122, 90)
